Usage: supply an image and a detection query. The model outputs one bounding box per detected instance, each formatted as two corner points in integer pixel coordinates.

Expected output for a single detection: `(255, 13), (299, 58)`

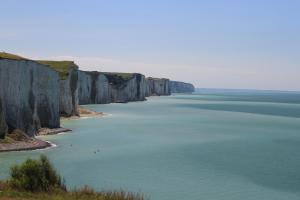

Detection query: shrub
(9, 155), (65, 192)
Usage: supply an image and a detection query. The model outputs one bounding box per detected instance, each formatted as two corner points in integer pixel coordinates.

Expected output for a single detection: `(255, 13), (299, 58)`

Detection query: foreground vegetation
(0, 155), (145, 200)
(0, 186), (145, 200)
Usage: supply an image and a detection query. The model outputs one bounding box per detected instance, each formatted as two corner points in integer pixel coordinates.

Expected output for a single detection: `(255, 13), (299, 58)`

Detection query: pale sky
(1, 0), (299, 91)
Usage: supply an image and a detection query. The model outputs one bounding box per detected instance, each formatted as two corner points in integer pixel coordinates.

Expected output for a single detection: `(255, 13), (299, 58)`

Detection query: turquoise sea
(1, 90), (300, 200)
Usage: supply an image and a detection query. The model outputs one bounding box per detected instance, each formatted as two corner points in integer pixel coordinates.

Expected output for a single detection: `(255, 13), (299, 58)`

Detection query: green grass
(9, 155), (65, 192)
(36, 60), (78, 80)
(0, 52), (28, 60)
(0, 53), (77, 80)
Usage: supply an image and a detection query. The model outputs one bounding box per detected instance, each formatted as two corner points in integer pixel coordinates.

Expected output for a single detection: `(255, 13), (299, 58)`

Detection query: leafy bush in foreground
(1, 155), (145, 200)
(9, 155), (65, 192)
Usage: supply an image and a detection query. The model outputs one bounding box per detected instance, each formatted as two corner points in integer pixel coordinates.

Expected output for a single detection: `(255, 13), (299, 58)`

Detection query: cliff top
(0, 53), (76, 80)
(170, 80), (194, 85)
(103, 72), (135, 81)
(36, 60), (78, 80)
(147, 77), (169, 81)
(103, 72), (136, 88)
(0, 52), (28, 60)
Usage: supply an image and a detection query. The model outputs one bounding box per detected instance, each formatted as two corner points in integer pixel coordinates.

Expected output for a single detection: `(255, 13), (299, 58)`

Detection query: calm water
(1, 90), (300, 200)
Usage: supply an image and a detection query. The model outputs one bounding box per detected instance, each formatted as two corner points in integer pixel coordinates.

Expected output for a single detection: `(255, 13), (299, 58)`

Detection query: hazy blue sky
(1, 0), (299, 90)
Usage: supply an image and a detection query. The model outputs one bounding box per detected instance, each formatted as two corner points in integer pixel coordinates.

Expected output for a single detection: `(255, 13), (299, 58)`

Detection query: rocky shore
(0, 138), (51, 152)
(61, 107), (104, 120)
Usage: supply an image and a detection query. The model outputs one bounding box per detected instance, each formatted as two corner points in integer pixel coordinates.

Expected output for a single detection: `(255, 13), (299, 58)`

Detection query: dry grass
(0, 182), (146, 200)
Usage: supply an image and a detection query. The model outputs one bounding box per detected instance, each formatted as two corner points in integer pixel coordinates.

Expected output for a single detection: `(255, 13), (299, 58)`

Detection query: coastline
(0, 107), (104, 153)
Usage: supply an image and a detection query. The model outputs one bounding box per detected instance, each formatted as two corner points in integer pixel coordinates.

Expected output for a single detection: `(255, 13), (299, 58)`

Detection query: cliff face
(36, 61), (80, 117)
(144, 79), (151, 97)
(79, 72), (147, 104)
(147, 78), (171, 96)
(78, 71), (111, 105)
(0, 59), (60, 136)
(105, 73), (146, 103)
(59, 68), (79, 116)
(0, 99), (7, 139)
(170, 81), (195, 93)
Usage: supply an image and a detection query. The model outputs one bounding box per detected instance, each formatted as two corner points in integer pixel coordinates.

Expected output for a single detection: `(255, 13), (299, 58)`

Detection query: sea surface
(1, 90), (300, 200)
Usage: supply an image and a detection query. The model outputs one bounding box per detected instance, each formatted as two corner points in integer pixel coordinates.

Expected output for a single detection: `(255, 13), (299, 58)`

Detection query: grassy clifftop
(0, 53), (77, 80)
(0, 52), (27, 60)
(36, 60), (78, 79)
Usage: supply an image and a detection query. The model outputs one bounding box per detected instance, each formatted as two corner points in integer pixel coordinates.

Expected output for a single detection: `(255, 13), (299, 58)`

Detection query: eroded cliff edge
(170, 81), (195, 93)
